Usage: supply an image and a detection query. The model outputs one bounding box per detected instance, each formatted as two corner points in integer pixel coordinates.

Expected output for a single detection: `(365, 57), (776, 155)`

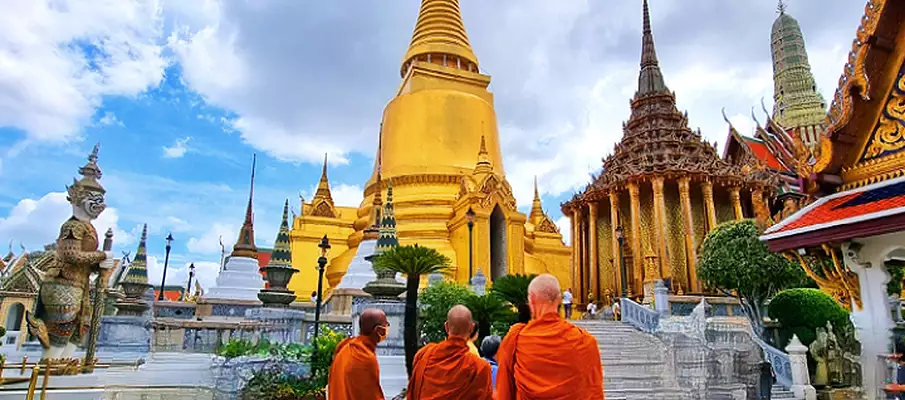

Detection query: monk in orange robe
(407, 305), (494, 400)
(328, 308), (388, 400)
(496, 274), (604, 400)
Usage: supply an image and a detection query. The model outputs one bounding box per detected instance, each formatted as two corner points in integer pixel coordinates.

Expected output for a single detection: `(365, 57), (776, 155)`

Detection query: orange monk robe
(328, 336), (385, 400)
(407, 337), (494, 400)
(496, 314), (604, 400)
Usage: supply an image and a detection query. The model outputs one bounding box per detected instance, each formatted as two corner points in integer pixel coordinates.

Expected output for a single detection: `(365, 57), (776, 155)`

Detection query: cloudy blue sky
(0, 0), (867, 290)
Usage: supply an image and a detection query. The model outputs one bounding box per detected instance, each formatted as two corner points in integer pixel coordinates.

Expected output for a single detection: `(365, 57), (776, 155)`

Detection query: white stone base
(336, 240), (378, 290)
(204, 256), (264, 302)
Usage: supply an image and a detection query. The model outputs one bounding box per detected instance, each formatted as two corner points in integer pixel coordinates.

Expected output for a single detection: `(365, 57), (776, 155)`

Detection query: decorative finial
(777, 0), (787, 14)
(533, 176), (540, 200)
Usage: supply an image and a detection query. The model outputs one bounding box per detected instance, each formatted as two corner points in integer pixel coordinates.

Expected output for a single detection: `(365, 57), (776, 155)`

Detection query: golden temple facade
(561, 0), (776, 304)
(287, 0), (570, 300)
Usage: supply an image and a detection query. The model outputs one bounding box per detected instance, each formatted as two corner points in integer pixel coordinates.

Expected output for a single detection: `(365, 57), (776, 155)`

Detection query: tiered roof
(120, 224), (150, 286)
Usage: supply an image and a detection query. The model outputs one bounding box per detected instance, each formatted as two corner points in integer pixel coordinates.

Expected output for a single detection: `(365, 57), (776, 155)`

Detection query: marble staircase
(573, 320), (687, 400)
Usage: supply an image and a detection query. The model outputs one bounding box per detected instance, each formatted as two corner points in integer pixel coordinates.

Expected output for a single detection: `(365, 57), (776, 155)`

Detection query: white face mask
(81, 193), (107, 220)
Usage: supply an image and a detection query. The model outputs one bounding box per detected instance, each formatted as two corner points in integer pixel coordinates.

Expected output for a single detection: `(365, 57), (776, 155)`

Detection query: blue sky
(0, 0), (867, 289)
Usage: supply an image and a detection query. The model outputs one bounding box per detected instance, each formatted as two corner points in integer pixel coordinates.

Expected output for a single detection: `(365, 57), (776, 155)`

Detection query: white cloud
(555, 216), (571, 246)
(162, 136), (191, 158)
(0, 192), (133, 253)
(0, 0), (168, 142)
(97, 111), (124, 127)
(186, 222), (235, 255)
(146, 257), (220, 293)
(300, 183), (363, 209)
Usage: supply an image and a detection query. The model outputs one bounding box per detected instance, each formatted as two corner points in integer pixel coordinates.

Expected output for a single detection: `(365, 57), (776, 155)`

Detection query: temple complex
(561, 0), (775, 304)
(762, 1), (905, 394)
(287, 0), (570, 300)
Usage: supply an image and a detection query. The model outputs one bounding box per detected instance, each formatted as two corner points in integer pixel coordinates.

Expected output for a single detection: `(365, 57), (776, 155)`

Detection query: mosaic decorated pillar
(609, 191), (623, 296)
(628, 183), (642, 296)
(570, 209), (581, 296)
(701, 180), (717, 231)
(651, 177), (669, 279)
(729, 186), (744, 220)
(588, 202), (599, 301)
(678, 177), (699, 292)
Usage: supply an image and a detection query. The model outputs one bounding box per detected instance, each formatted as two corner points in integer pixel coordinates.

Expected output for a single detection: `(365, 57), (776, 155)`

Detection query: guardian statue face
(81, 192), (107, 220)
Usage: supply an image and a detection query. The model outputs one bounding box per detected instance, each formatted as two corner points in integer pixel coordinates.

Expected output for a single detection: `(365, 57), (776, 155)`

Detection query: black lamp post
(157, 233), (174, 301)
(312, 235), (331, 345)
(466, 207), (475, 280)
(184, 263), (195, 301)
(615, 226), (627, 299)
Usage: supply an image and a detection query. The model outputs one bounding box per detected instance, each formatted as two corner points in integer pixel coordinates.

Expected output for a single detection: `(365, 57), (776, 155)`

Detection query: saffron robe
(328, 336), (384, 400)
(496, 313), (604, 400)
(407, 337), (494, 400)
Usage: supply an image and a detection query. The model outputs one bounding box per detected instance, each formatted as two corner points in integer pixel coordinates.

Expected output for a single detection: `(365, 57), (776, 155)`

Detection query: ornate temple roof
(267, 200), (293, 268)
(231, 154), (259, 260)
(401, 0), (479, 77)
(529, 177), (560, 234)
(571, 0), (757, 206)
(309, 154), (338, 218)
(121, 224), (150, 285)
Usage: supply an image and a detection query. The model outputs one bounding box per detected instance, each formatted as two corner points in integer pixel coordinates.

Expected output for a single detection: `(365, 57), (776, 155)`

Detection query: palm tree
(490, 273), (537, 323)
(465, 294), (516, 344)
(371, 244), (451, 376)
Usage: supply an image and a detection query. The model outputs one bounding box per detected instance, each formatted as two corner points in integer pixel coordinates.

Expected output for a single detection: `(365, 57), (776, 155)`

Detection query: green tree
(465, 294), (517, 344)
(490, 273), (536, 323)
(698, 219), (811, 337)
(768, 288), (852, 348)
(371, 244), (451, 376)
(419, 281), (475, 344)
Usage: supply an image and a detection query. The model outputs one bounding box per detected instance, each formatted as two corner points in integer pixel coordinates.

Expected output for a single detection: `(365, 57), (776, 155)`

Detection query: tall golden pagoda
(561, 0), (775, 304)
(287, 0), (570, 299)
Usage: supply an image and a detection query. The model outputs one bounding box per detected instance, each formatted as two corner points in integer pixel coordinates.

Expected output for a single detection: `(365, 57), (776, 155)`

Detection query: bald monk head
(445, 304), (475, 338)
(528, 274), (562, 318)
(359, 308), (389, 343)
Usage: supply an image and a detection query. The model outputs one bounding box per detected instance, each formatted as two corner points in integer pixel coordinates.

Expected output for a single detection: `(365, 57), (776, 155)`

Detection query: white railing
(752, 335), (794, 389)
(620, 298), (660, 334)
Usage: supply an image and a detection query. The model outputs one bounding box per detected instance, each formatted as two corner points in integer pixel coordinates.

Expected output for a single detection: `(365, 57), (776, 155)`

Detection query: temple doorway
(490, 205), (508, 281)
(5, 303), (23, 332)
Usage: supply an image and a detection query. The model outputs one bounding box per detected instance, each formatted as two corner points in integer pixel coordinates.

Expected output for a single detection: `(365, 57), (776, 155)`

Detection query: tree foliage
(371, 244), (451, 377)
(490, 273), (536, 323)
(768, 288), (852, 348)
(697, 219), (811, 336)
(465, 293), (517, 344)
(419, 281), (475, 344)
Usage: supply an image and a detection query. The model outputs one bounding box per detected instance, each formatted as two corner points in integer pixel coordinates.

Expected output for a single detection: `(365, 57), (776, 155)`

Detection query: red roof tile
(769, 179), (905, 234)
(742, 137), (786, 171)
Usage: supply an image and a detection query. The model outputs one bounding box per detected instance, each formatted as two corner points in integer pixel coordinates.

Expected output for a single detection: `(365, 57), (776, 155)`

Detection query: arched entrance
(4, 303), (24, 345)
(490, 205), (508, 281)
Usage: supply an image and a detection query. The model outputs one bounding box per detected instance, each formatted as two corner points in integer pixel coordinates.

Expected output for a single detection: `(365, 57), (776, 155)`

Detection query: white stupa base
(203, 256), (265, 302)
(336, 240), (378, 290)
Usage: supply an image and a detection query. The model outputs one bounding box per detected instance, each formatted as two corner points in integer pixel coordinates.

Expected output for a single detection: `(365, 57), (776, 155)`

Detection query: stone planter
(210, 355), (311, 397)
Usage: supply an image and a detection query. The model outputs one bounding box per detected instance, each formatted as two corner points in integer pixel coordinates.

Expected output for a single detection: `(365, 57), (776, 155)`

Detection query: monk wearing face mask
(328, 308), (388, 400)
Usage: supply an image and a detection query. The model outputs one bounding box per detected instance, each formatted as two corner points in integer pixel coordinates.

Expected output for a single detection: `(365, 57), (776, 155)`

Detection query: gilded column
(651, 177), (668, 280)
(702, 180), (718, 231)
(588, 202), (599, 301)
(571, 209), (580, 295)
(575, 209), (585, 302)
(608, 191), (622, 296)
(729, 186), (743, 220)
(628, 183), (642, 295)
(678, 177), (699, 293)
(751, 188), (768, 224)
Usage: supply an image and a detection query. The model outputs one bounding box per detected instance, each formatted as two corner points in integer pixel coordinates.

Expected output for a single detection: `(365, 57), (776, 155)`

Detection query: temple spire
(777, 0), (787, 14)
(474, 135), (493, 175)
(636, 0), (669, 97)
(401, 0), (479, 77)
(121, 224), (149, 285)
(375, 179), (398, 255)
(314, 153), (334, 204)
(529, 176), (545, 223)
(267, 200), (293, 267)
(231, 154), (258, 259)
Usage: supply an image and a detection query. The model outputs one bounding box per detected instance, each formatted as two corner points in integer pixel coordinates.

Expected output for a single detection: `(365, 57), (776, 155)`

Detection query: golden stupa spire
(231, 154), (258, 259)
(529, 176), (545, 223)
(401, 0), (479, 77)
(314, 153), (334, 204)
(474, 135), (493, 175)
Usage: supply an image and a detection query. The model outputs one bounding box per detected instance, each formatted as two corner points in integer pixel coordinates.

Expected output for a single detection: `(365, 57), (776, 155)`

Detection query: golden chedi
(288, 0), (570, 300)
(561, 0), (775, 304)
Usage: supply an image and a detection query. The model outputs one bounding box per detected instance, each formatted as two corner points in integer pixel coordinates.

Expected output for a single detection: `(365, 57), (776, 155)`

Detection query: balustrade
(620, 297), (660, 333)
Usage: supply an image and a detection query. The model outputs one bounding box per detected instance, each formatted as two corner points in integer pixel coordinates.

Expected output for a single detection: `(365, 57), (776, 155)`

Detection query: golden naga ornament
(861, 71), (905, 160)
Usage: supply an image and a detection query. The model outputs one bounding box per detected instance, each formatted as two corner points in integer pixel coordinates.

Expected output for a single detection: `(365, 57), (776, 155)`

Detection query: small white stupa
(203, 155), (265, 302)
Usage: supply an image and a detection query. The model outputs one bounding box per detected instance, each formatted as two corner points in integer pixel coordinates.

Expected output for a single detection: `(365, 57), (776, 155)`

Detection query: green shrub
(490, 274), (536, 323)
(768, 288), (852, 347)
(218, 338), (312, 361)
(419, 281), (475, 344)
(464, 293), (517, 344)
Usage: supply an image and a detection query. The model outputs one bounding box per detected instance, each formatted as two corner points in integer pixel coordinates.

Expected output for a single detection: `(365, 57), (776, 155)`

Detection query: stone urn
(115, 281), (152, 316)
(258, 265), (299, 307)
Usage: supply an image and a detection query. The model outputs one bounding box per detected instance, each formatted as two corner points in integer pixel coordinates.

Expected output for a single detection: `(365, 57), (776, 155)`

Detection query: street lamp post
(157, 233), (174, 301)
(466, 207), (475, 280)
(184, 263), (195, 301)
(615, 226), (627, 299)
(312, 235), (331, 345)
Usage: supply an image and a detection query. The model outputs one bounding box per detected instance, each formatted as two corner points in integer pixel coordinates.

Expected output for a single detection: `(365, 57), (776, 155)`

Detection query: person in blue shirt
(481, 335), (502, 391)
